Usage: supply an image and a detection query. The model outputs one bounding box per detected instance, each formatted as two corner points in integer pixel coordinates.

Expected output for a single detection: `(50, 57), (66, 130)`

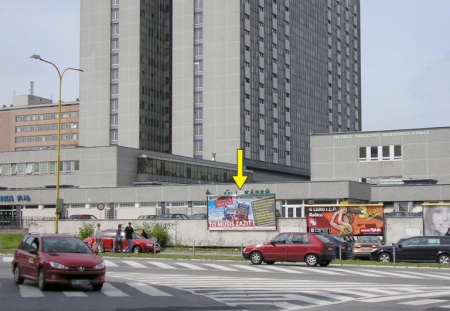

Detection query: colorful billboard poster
(306, 204), (384, 236)
(207, 194), (276, 231)
(422, 203), (450, 236)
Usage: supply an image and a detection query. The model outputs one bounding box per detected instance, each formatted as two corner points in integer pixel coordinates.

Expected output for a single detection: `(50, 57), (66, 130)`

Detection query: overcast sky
(1, 0), (449, 132)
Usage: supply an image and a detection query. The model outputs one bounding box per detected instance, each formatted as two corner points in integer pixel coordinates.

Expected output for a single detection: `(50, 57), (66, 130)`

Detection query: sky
(1, 0), (449, 132)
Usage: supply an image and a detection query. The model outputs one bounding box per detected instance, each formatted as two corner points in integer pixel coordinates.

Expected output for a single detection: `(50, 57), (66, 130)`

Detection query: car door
(262, 233), (290, 261)
(21, 237), (39, 279)
(420, 237), (441, 262)
(395, 237), (422, 261)
(285, 233), (309, 261)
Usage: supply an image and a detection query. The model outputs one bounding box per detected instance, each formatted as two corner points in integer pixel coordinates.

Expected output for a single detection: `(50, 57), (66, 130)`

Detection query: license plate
(71, 279), (91, 285)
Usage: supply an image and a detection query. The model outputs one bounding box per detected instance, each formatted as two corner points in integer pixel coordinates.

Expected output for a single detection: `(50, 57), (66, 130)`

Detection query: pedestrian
(93, 223), (103, 253)
(140, 229), (149, 239)
(124, 222), (134, 253)
(113, 224), (123, 253)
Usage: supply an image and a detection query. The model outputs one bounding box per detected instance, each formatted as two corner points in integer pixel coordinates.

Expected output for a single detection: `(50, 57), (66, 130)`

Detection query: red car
(242, 232), (336, 266)
(12, 233), (106, 291)
(84, 229), (161, 253)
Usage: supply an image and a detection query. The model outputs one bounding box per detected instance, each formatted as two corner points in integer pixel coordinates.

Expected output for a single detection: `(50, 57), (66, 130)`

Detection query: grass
(0, 233), (449, 268)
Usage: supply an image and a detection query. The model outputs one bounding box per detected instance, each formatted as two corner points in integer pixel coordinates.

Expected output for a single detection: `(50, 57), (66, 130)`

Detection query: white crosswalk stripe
(174, 262), (207, 270)
(122, 260), (148, 268)
(103, 259), (118, 267)
(101, 282), (129, 297)
(146, 261), (177, 269)
(127, 281), (171, 296)
(19, 285), (45, 297)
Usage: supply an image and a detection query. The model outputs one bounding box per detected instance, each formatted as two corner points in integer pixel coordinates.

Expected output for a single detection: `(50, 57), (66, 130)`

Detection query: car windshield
(43, 237), (92, 253)
(357, 237), (380, 243)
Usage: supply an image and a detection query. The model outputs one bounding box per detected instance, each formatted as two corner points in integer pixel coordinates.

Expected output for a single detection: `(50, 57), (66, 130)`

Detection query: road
(2, 255), (450, 310)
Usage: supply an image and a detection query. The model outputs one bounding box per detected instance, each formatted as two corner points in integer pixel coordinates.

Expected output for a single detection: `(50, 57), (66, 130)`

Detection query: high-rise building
(80, 0), (361, 179)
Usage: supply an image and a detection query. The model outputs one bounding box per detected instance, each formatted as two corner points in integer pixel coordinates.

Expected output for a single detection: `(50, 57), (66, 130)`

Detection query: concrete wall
(26, 217), (424, 248)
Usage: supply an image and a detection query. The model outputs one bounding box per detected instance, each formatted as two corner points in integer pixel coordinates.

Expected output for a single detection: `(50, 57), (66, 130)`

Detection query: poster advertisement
(422, 203), (450, 236)
(207, 194), (276, 231)
(306, 204), (384, 236)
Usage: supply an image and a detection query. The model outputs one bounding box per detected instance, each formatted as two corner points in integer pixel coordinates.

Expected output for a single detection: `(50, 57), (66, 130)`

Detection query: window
(194, 76), (203, 88)
(194, 12), (203, 25)
(394, 145), (402, 159)
(194, 28), (203, 41)
(359, 147), (367, 160)
(194, 44), (203, 57)
(112, 8), (119, 20)
(194, 92), (203, 104)
(194, 60), (203, 72)
(370, 146), (378, 160)
(112, 24), (119, 35)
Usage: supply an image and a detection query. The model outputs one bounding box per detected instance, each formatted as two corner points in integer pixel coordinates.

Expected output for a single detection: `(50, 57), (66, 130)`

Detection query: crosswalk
(106, 271), (450, 309)
(4, 256), (450, 309)
(4, 255), (450, 280)
(98, 259), (450, 281)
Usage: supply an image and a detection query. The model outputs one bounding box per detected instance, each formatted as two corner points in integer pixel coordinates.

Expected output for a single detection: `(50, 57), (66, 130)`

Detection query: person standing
(140, 229), (149, 239)
(113, 224), (123, 253)
(124, 222), (134, 253)
(93, 223), (103, 253)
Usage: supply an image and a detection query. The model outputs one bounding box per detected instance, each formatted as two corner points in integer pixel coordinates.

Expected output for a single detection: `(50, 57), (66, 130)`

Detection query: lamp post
(30, 54), (83, 233)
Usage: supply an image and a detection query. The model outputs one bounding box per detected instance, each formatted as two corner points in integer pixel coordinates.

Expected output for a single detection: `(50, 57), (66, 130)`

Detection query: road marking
(103, 260), (118, 267)
(360, 289), (450, 303)
(399, 299), (448, 305)
(359, 269), (423, 279)
(128, 281), (172, 296)
(146, 261), (177, 269)
(231, 264), (272, 272)
(62, 291), (88, 297)
(203, 263), (238, 271)
(121, 260), (148, 268)
(2, 256), (13, 262)
(262, 265), (305, 273)
(19, 285), (44, 297)
(175, 262), (207, 270)
(101, 282), (129, 297)
(332, 268), (383, 277)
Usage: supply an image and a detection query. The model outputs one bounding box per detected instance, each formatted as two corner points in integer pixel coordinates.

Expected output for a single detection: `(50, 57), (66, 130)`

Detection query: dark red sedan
(242, 232), (336, 266)
(84, 229), (161, 253)
(12, 233), (106, 291)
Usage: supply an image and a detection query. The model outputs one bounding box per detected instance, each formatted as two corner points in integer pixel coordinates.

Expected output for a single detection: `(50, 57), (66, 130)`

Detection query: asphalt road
(2, 255), (450, 311)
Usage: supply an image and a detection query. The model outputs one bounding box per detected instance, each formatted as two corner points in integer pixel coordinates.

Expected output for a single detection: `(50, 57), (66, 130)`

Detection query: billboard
(422, 203), (450, 236)
(207, 194), (276, 231)
(306, 204), (384, 236)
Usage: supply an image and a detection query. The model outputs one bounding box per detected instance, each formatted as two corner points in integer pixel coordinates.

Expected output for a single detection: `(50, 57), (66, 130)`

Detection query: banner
(306, 204), (384, 236)
(422, 203), (450, 236)
(207, 194), (276, 231)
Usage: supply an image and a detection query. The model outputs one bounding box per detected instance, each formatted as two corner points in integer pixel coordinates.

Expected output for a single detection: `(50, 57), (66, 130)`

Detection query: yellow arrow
(233, 149), (248, 189)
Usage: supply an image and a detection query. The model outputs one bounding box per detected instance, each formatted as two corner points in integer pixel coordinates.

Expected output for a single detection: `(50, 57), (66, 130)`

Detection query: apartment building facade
(79, 0), (361, 179)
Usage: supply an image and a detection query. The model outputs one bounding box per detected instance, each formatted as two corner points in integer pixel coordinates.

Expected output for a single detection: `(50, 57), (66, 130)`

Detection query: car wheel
(92, 283), (103, 291)
(250, 251), (263, 265)
(265, 261), (275, 265)
(305, 254), (318, 266)
(133, 246), (142, 253)
(38, 268), (49, 291)
(13, 265), (24, 285)
(438, 254), (450, 264)
(378, 252), (392, 262)
(319, 261), (330, 267)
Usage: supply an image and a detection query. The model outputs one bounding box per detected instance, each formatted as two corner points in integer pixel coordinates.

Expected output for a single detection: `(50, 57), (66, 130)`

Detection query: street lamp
(30, 54), (83, 234)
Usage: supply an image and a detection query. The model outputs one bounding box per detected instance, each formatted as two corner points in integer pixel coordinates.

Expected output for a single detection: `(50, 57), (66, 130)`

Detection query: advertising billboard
(422, 203), (450, 236)
(306, 204), (384, 236)
(207, 194), (276, 231)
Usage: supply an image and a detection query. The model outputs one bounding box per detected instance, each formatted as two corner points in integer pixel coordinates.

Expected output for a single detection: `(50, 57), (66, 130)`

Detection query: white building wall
(79, 0), (112, 147)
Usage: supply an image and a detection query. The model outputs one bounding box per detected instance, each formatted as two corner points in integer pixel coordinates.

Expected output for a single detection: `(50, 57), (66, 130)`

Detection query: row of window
(16, 123), (78, 133)
(16, 112), (79, 122)
(359, 145), (402, 162)
(15, 134), (78, 143)
(0, 161), (80, 176)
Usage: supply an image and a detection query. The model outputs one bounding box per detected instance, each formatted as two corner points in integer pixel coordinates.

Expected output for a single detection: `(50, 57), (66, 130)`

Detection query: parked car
(12, 233), (105, 291)
(190, 213), (207, 219)
(353, 236), (383, 260)
(67, 214), (97, 220)
(137, 215), (157, 219)
(157, 213), (189, 219)
(323, 235), (353, 260)
(370, 236), (450, 264)
(242, 232), (336, 266)
(84, 229), (161, 253)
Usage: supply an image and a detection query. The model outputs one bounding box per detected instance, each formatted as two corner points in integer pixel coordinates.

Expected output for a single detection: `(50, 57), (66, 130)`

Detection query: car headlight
(93, 261), (105, 270)
(49, 261), (69, 269)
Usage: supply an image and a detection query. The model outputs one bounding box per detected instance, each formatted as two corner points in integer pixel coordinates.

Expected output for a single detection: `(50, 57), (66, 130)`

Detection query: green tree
(77, 222), (95, 240)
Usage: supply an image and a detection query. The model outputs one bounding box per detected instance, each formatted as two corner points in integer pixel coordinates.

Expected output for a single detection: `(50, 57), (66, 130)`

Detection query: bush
(149, 223), (169, 247)
(78, 222), (95, 240)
